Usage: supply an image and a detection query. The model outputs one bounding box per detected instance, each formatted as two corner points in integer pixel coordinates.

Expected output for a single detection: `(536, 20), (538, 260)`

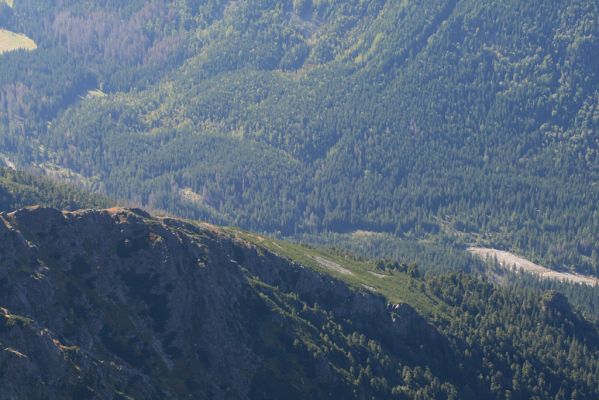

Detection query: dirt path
(469, 247), (598, 286)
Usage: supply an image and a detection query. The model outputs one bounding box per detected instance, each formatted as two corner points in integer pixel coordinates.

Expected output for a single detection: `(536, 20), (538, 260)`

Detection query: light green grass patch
(0, 29), (37, 54)
(224, 227), (443, 316)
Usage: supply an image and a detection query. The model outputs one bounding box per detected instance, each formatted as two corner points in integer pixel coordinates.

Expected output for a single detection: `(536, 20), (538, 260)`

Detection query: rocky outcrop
(0, 207), (440, 399)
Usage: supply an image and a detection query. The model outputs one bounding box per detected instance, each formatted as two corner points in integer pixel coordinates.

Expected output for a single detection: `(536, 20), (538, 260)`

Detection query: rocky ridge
(0, 206), (439, 399)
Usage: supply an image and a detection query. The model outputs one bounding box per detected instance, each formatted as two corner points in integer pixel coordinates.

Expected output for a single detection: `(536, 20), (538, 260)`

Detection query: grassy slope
(0, 29), (36, 54)
(222, 226), (443, 316)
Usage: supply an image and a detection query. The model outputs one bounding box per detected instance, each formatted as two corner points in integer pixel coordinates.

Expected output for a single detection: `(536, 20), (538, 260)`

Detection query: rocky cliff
(0, 206), (442, 399)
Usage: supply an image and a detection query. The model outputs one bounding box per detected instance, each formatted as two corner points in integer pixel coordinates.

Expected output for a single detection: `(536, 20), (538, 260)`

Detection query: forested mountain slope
(0, 206), (598, 399)
(0, 0), (597, 275)
(2, 164), (597, 321)
(0, 167), (110, 211)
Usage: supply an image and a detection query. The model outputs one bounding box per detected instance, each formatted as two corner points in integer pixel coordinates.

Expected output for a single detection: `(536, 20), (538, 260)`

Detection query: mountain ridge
(1, 205), (598, 399)
(0, 205), (445, 399)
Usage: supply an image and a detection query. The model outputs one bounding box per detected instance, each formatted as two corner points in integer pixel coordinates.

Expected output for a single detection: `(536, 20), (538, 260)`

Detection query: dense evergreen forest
(0, 167), (110, 211)
(0, 0), (598, 276)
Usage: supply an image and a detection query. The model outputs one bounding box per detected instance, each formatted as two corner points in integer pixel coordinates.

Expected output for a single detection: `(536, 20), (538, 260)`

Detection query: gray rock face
(0, 207), (437, 399)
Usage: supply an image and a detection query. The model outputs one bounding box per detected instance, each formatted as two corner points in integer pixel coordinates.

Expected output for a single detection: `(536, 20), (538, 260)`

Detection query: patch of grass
(0, 29), (37, 54)
(223, 227), (442, 316)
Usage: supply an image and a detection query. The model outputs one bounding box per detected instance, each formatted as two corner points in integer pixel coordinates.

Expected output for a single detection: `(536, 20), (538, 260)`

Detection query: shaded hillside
(0, 1), (598, 276)
(0, 167), (110, 212)
(0, 206), (597, 399)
